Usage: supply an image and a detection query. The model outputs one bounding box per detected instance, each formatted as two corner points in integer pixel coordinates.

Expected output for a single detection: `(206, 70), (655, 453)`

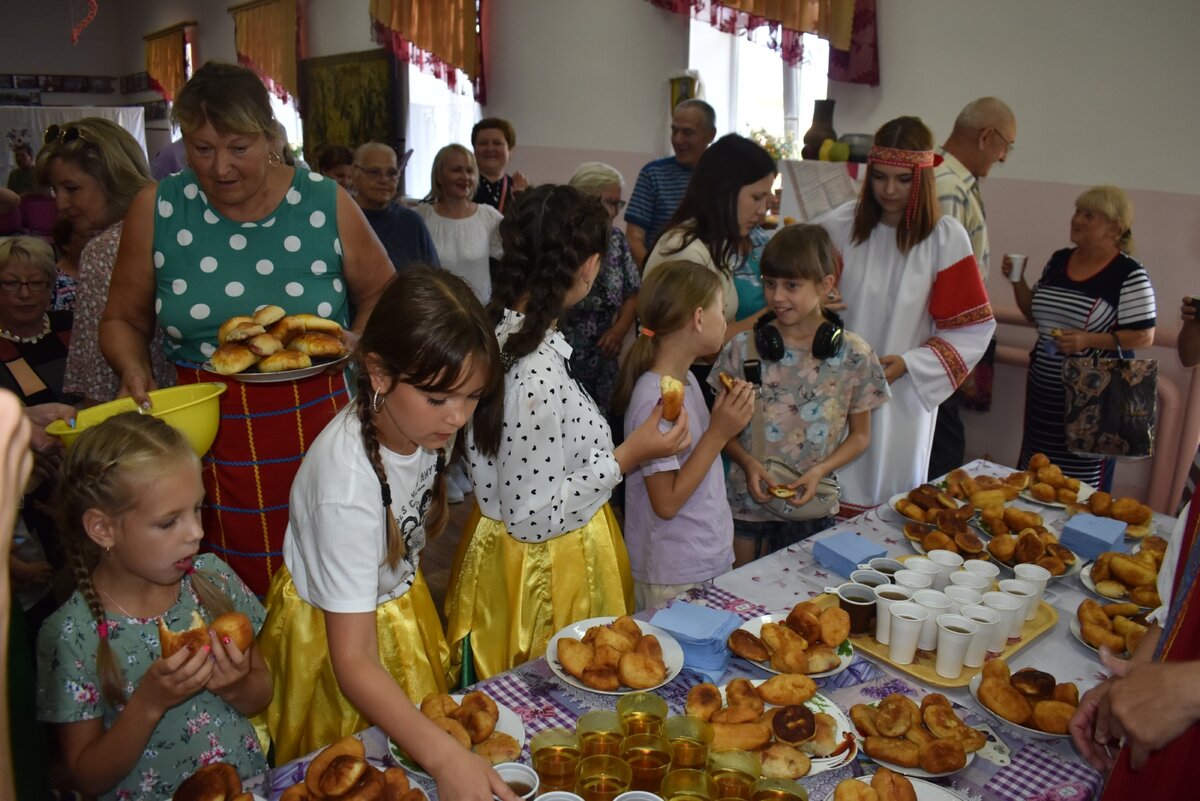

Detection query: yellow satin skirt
(255, 565), (450, 764)
(445, 504), (634, 681)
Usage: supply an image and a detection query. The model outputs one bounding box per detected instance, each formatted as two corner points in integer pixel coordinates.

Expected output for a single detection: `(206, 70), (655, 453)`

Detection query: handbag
(742, 335), (841, 521)
(1061, 332), (1157, 459)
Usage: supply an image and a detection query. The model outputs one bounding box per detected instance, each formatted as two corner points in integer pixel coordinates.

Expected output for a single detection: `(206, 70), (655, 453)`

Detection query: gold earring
(269, 150), (283, 167)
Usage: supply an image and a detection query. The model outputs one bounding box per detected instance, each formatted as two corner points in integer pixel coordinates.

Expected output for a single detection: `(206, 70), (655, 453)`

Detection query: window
(404, 64), (480, 199)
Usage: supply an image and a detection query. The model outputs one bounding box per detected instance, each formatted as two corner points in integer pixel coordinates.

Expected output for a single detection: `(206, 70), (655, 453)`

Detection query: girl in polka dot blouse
(445, 185), (691, 680)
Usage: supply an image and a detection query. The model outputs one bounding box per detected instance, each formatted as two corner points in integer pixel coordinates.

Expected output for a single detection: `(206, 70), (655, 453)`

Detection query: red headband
(868, 144), (944, 228)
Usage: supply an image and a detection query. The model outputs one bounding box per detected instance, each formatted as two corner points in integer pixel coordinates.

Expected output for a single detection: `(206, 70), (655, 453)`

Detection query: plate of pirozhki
(203, 305), (350, 382)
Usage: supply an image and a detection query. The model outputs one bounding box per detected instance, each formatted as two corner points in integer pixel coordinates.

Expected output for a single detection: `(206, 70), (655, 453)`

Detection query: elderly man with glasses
(353, 142), (439, 272)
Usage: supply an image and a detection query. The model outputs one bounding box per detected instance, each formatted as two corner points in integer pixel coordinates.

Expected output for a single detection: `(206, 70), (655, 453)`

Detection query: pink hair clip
(96, 621), (111, 640)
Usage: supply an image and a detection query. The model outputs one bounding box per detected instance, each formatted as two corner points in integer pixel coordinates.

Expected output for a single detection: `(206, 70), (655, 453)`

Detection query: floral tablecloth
(253, 459), (1177, 800)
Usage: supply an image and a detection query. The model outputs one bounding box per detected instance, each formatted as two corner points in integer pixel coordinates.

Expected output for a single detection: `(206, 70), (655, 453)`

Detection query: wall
(0, 3), (123, 109)
(828, 0), (1200, 504)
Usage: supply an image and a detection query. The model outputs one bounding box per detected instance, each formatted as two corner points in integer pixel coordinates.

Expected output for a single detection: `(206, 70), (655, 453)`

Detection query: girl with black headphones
(710, 225), (891, 565)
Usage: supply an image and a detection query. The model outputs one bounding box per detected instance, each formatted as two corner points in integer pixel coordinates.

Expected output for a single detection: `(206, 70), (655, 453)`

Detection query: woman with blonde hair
(35, 117), (175, 406)
(100, 62), (395, 596)
(559, 162), (640, 417)
(416, 144), (503, 303)
(818, 116), (995, 513)
(1002, 185), (1155, 487)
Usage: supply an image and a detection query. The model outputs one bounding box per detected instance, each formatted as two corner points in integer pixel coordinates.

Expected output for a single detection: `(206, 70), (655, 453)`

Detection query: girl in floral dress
(711, 224), (891, 565)
(36, 413), (270, 800)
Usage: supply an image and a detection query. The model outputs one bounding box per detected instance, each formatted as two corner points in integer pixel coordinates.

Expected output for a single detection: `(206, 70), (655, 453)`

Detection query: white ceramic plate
(202, 351), (351, 383)
(887, 492), (964, 525)
(388, 693), (526, 776)
(822, 775), (963, 801)
(733, 613), (854, 678)
(1018, 481), (1096, 509)
(966, 674), (1069, 740)
(717, 679), (858, 776)
(989, 550), (1083, 582)
(1078, 563), (1155, 610)
(546, 616), (684, 695)
(1068, 615), (1129, 658)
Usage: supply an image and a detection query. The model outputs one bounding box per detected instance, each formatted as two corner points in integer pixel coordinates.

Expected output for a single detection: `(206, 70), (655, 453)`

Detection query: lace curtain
(369, 0), (483, 102)
(144, 25), (189, 102)
(229, 0), (299, 100)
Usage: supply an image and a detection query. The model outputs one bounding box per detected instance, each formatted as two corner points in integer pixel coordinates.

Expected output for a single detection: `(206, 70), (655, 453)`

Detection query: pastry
(305, 736), (366, 798)
(772, 704), (816, 744)
(158, 610), (210, 658)
(799, 712), (839, 757)
(473, 731), (520, 764)
(173, 762), (242, 801)
(686, 683), (722, 721)
(1010, 668), (1055, 700)
(618, 649), (667, 689)
(756, 673), (817, 706)
(727, 629), (770, 662)
(1031, 700), (1075, 735)
(659, 374), (684, 422)
(291, 312), (342, 334)
(718, 372), (736, 390)
(863, 736), (920, 768)
(217, 315), (254, 344)
(726, 677), (765, 714)
(978, 676), (1033, 725)
(819, 607), (851, 647)
(711, 721), (772, 751)
(760, 742), (812, 779)
(258, 349), (312, 373)
(449, 691), (499, 744)
(210, 343), (258, 375)
(420, 692), (459, 719)
(253, 304), (287, 326)
(246, 333), (283, 357)
(871, 767), (918, 801)
(210, 612), (254, 652)
(288, 331), (346, 358)
(918, 738), (966, 773)
(834, 780), (879, 801)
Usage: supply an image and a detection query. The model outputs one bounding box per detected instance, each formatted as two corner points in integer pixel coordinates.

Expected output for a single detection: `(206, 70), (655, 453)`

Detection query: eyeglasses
(354, 165), (401, 181)
(602, 199), (627, 213)
(0, 279), (52, 293)
(43, 125), (86, 146)
(990, 128), (1015, 154)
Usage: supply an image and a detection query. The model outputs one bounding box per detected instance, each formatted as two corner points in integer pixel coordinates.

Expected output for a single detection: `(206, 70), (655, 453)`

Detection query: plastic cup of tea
(962, 560), (1001, 583)
(494, 762), (539, 800)
(575, 754), (632, 801)
(537, 794), (586, 801)
(934, 614), (979, 679)
(998, 578), (1039, 625)
(620, 733), (672, 794)
(904, 556), (941, 583)
(850, 569), (890, 589)
(894, 569), (933, 592)
(750, 777), (809, 801)
(1006, 253), (1028, 283)
(1013, 563), (1051, 619)
(927, 549), (964, 591)
(944, 585), (983, 617)
(618, 692), (668, 736)
(960, 604), (1002, 666)
(983, 590), (1025, 642)
(948, 570), (990, 591)
(532, 728), (584, 796)
(836, 582), (877, 635)
(663, 715), (715, 770)
(614, 793), (663, 801)
(887, 601), (928, 665)
(707, 749), (760, 800)
(873, 584), (913, 645)
(912, 589), (952, 651)
(861, 557), (905, 578)
(660, 768), (717, 800)
(577, 710), (627, 757)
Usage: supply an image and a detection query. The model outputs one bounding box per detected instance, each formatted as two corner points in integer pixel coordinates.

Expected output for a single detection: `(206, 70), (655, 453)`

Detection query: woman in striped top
(1002, 185), (1156, 487)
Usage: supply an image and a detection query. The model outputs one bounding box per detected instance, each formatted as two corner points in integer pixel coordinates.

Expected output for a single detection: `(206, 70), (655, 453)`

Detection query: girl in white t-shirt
(257, 266), (517, 801)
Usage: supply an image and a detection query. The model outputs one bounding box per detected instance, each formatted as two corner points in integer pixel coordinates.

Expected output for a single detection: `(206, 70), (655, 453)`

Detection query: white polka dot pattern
(200, 256), (218, 273)
(158, 199), (173, 218)
(189, 304), (210, 320)
(284, 236), (301, 252)
(256, 259), (274, 275)
(285, 282), (304, 297)
(229, 234), (247, 251)
(310, 211), (326, 228)
(154, 251), (165, 268)
(311, 260), (327, 275)
(225, 281), (245, 297)
(177, 229), (193, 246)
(172, 279), (187, 295)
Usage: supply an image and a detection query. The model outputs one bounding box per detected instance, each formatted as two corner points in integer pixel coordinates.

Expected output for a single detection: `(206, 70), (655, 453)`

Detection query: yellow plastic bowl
(46, 383), (227, 455)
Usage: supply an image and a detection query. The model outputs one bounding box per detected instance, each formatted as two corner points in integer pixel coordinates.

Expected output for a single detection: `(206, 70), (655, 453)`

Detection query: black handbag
(1061, 332), (1157, 459)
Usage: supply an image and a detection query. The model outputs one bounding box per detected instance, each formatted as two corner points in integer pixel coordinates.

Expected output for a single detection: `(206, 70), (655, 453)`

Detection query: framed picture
(0, 76), (12, 89)
(86, 76), (116, 93)
(298, 48), (404, 164)
(61, 75), (87, 93)
(142, 100), (169, 121)
(121, 72), (152, 94)
(669, 75), (698, 112)
(0, 89), (40, 106)
(40, 75), (63, 92)
(13, 75), (40, 90)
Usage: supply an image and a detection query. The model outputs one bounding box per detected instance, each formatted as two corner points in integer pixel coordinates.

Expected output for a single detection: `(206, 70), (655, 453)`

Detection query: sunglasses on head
(42, 125), (85, 146)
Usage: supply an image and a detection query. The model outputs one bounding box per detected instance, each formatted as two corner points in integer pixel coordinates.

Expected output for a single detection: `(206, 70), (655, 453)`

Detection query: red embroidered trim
(926, 336), (969, 388)
(937, 302), (995, 330)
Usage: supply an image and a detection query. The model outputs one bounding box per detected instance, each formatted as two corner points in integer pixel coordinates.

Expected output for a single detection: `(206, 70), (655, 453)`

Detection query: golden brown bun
(711, 704), (760, 724)
(835, 779), (880, 801)
(288, 331), (346, 358)
(450, 691), (499, 744)
(291, 312), (343, 334)
(253, 304), (287, 326)
(382, 766), (411, 798)
(473, 731), (520, 764)
(218, 316), (254, 344)
(871, 767), (918, 801)
(660, 374), (684, 422)
(210, 612), (254, 652)
(210, 343), (258, 375)
(728, 629), (770, 662)
(173, 762), (242, 801)
(760, 742), (812, 779)
(800, 712), (840, 757)
(318, 755), (367, 797)
(247, 333), (283, 357)
(557, 637), (594, 680)
(918, 738), (966, 773)
(978, 676), (1033, 725)
(850, 703), (882, 737)
(158, 610), (209, 659)
(1031, 700), (1075, 734)
(433, 716), (472, 750)
(773, 704), (816, 743)
(819, 606), (851, 647)
(1010, 668), (1055, 699)
(786, 606), (822, 643)
(258, 350), (312, 373)
(757, 673), (817, 706)
(224, 321), (266, 343)
(334, 764), (385, 801)
(618, 649), (667, 688)
(268, 316), (307, 344)
(420, 692), (459, 719)
(1051, 682), (1080, 706)
(726, 677), (766, 714)
(806, 644), (841, 674)
(769, 485), (797, 499)
(711, 721), (772, 751)
(611, 615), (644, 643)
(981, 657), (1011, 683)
(305, 736), (366, 797)
(863, 736), (920, 768)
(686, 682), (722, 721)
(875, 695), (915, 738)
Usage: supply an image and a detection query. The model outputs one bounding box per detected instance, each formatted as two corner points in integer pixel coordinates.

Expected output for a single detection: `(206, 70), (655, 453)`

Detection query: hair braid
(70, 546), (126, 705)
(355, 370), (406, 569)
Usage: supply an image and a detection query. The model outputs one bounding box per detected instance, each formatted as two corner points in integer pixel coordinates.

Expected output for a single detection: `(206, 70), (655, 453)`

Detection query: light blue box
(1061, 513), (1127, 562)
(813, 531), (886, 579)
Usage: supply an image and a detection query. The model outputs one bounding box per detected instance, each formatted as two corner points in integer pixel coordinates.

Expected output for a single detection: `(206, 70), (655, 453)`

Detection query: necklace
(97, 585), (178, 621)
(0, 313), (50, 344)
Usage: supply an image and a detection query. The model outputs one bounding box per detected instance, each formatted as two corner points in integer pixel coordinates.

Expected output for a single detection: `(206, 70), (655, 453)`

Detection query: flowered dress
(36, 555), (267, 800)
(559, 226), (640, 414)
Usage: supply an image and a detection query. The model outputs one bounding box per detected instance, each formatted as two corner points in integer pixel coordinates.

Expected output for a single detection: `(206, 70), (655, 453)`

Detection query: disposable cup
(904, 556), (941, 582)
(927, 549), (964, 591)
(1014, 564), (1051, 619)
(873, 584), (913, 645)
(1006, 253), (1028, 283)
(934, 614), (979, 679)
(998, 578), (1039, 625)
(960, 604), (1002, 666)
(861, 557), (905, 578)
(948, 571), (990, 591)
(894, 569), (932, 591)
(962, 560), (1001, 582)
(887, 601), (928, 665)
(944, 585), (983, 616)
(836, 582), (877, 634)
(913, 589), (952, 651)
(850, 569), (890, 589)
(494, 763), (539, 800)
(983, 590), (1025, 642)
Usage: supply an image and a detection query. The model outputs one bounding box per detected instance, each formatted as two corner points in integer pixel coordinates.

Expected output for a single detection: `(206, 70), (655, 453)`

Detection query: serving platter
(1078, 563), (1156, 611)
(823, 775), (963, 801)
(388, 693), (525, 777)
(966, 674), (1069, 740)
(733, 613), (854, 678)
(1018, 481), (1096, 509)
(545, 616), (684, 695)
(202, 351), (351, 383)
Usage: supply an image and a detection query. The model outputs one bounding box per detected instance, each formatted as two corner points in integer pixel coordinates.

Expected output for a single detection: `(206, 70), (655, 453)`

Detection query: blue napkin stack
(650, 601), (743, 683)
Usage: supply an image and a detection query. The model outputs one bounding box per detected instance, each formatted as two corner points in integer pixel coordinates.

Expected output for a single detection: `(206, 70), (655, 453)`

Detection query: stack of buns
(1066, 491), (1155, 539)
(943, 468), (1026, 508)
(851, 693), (983, 775)
(1076, 598), (1150, 657)
(901, 516), (988, 561)
(158, 610), (254, 657)
(1085, 536), (1165, 605)
(892, 484), (965, 524)
(985, 525), (1078, 576)
(1020, 453), (1085, 505)
(976, 504), (1044, 538)
(833, 769), (918, 801)
(976, 659), (1078, 735)
(416, 690), (519, 764)
(211, 305), (345, 375)
(555, 615), (669, 690)
(172, 763), (251, 801)
(684, 675), (851, 779)
(726, 600), (849, 675)
(276, 736), (419, 801)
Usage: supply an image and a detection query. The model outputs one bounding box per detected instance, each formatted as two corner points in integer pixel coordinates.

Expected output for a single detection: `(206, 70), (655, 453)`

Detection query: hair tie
(381, 482), (393, 508)
(96, 621), (110, 640)
(639, 326), (655, 338)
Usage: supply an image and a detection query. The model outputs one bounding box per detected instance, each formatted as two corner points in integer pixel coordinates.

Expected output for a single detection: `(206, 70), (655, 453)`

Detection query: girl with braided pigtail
(444, 184), (692, 681)
(35, 412), (269, 800)
(256, 266), (518, 801)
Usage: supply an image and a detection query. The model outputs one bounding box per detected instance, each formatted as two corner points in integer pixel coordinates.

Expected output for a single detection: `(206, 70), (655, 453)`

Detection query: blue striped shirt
(625, 157), (693, 250)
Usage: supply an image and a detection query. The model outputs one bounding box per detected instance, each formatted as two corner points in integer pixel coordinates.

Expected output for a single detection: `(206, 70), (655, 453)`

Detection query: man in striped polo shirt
(928, 97), (1017, 479)
(626, 99), (716, 267)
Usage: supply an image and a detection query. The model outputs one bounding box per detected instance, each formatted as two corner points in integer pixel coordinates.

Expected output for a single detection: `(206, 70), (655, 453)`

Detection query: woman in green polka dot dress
(101, 63), (394, 596)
